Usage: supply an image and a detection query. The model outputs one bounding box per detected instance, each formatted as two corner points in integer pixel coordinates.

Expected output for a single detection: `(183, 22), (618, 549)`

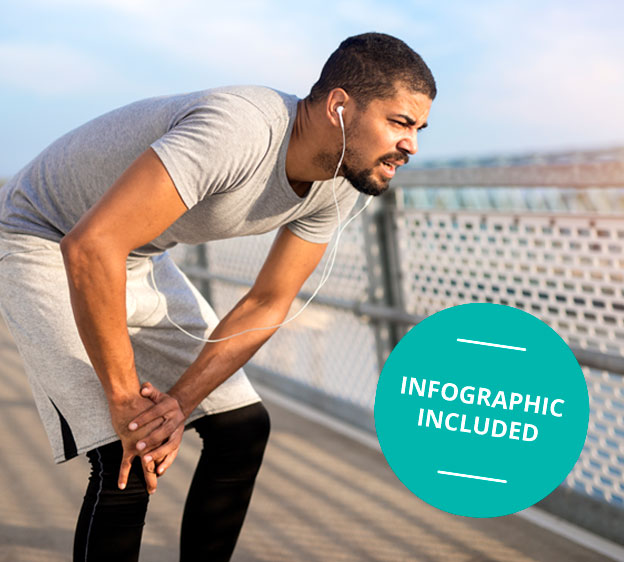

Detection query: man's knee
(192, 402), (271, 478)
(83, 441), (150, 524)
(194, 402), (270, 441)
(246, 401), (271, 446)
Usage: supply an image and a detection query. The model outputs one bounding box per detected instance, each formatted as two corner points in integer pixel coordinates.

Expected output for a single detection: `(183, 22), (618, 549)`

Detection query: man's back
(0, 85), (358, 256)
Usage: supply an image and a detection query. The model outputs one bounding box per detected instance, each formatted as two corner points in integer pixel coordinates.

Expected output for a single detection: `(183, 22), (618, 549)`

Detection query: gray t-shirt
(0, 86), (359, 256)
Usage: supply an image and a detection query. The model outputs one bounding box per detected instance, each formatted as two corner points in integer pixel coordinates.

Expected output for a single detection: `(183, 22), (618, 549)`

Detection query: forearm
(61, 237), (140, 402)
(169, 292), (289, 416)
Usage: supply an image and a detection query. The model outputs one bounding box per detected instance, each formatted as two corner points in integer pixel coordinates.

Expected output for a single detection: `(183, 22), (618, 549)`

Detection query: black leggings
(73, 402), (270, 562)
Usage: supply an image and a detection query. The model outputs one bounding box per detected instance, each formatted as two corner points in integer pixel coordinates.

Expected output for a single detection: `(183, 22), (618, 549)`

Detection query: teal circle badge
(374, 303), (590, 518)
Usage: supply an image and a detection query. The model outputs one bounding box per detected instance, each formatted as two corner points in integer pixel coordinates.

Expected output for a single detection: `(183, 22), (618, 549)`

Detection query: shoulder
(160, 86), (297, 139)
(201, 85), (298, 126)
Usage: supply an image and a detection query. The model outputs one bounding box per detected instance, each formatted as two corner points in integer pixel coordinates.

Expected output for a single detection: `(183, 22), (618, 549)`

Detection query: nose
(398, 130), (418, 155)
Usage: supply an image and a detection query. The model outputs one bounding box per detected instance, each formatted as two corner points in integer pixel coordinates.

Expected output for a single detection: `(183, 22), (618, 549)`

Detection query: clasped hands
(111, 382), (186, 494)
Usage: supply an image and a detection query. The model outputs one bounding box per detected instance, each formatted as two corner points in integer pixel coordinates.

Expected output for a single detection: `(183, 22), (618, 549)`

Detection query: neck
(286, 98), (339, 196)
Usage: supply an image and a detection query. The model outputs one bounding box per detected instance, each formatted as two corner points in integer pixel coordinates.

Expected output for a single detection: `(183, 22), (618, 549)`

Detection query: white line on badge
(437, 470), (508, 483)
(457, 338), (526, 352)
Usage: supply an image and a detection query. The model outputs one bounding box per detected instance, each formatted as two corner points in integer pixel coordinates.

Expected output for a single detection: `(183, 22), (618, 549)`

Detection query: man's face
(341, 87), (432, 196)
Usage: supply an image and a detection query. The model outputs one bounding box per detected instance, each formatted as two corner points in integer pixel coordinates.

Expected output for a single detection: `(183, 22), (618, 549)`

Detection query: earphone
(149, 103), (373, 343)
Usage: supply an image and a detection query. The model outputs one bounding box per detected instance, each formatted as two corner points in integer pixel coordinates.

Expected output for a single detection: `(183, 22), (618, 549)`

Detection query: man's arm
(174, 225), (328, 413)
(60, 147), (189, 492)
(129, 225), (328, 470)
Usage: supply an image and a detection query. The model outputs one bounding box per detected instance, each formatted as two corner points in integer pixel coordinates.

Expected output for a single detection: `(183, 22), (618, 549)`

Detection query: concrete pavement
(0, 315), (620, 561)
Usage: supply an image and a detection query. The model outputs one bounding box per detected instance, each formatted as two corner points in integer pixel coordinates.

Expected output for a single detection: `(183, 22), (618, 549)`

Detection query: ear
(325, 88), (350, 128)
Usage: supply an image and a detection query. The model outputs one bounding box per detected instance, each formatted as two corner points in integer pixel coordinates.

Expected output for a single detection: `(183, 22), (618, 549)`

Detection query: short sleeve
(151, 94), (271, 209)
(286, 187), (360, 244)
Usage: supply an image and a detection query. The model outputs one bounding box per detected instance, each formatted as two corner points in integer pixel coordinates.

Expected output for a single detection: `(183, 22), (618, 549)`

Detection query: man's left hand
(128, 382), (186, 477)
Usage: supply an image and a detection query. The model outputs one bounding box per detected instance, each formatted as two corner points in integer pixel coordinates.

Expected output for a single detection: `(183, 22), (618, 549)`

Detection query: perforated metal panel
(393, 208), (624, 508)
(569, 368), (624, 508)
(396, 211), (624, 356)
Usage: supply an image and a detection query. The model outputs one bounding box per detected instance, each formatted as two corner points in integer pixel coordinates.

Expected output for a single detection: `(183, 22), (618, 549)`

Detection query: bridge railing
(171, 147), (624, 544)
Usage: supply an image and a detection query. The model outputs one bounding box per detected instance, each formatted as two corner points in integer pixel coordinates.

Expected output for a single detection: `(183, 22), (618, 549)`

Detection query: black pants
(73, 402), (270, 562)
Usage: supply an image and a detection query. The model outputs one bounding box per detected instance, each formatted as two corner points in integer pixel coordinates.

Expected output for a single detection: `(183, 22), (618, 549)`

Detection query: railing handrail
(393, 160), (624, 188)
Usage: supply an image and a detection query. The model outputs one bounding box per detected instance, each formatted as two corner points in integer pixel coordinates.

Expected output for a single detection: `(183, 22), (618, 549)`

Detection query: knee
(84, 442), (150, 520)
(251, 401), (271, 446)
(193, 402), (271, 474)
(194, 402), (270, 446)
(235, 402), (271, 473)
(240, 402), (271, 454)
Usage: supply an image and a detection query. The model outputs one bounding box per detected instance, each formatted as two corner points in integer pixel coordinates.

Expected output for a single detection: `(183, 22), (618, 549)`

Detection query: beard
(341, 154), (390, 196)
(341, 148), (408, 196)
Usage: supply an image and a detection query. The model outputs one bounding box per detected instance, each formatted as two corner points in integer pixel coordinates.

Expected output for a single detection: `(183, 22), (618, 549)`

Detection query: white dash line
(457, 338), (526, 351)
(438, 470), (507, 483)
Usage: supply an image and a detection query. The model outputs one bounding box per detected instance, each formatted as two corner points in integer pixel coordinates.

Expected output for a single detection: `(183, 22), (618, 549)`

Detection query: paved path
(0, 315), (619, 561)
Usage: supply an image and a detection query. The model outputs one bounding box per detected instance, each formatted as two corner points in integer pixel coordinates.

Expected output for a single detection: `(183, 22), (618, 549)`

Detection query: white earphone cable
(148, 107), (373, 343)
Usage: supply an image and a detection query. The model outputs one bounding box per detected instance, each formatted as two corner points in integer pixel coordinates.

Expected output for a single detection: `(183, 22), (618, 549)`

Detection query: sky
(1, 0), (623, 177)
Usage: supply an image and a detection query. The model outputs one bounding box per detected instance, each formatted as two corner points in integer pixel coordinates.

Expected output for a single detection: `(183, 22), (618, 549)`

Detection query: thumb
(141, 381), (162, 401)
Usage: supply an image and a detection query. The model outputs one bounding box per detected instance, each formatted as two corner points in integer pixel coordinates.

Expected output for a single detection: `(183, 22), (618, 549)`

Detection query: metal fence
(170, 146), (624, 544)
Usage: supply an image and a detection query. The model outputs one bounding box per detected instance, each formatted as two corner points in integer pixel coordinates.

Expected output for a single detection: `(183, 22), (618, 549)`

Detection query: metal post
(361, 199), (395, 371)
(195, 243), (212, 302)
(378, 188), (410, 346)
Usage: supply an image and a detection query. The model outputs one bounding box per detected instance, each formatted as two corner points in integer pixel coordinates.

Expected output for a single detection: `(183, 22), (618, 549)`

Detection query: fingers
(154, 448), (180, 477)
(123, 415), (166, 453)
(135, 413), (182, 454)
(120, 383), (187, 482)
(118, 450), (134, 491)
(140, 381), (162, 401)
(128, 400), (172, 432)
(128, 384), (181, 433)
(118, 448), (158, 494)
(142, 461), (158, 494)
(125, 381), (163, 431)
(128, 394), (185, 454)
(143, 426), (183, 477)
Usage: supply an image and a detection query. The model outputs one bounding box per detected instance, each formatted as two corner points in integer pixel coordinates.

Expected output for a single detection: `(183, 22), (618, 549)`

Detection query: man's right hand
(108, 394), (164, 494)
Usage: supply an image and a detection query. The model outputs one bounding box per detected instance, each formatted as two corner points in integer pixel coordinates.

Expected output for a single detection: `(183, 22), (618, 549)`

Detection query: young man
(0, 32), (435, 561)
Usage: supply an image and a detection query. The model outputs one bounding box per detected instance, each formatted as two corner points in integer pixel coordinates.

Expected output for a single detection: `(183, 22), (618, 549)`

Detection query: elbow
(59, 231), (77, 259)
(60, 232), (126, 292)
(59, 231), (107, 277)
(60, 235), (96, 286)
(60, 231), (82, 270)
(60, 230), (94, 270)
(61, 229), (126, 266)
(60, 224), (93, 258)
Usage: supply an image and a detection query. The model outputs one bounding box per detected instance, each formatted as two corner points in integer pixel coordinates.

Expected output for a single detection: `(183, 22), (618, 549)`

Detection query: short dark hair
(307, 32), (437, 108)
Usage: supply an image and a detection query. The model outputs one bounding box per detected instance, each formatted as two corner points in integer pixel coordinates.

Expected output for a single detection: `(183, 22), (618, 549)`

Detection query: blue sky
(1, 0), (623, 177)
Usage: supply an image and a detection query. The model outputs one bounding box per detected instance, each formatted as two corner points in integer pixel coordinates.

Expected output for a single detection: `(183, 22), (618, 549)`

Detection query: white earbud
(336, 105), (345, 131)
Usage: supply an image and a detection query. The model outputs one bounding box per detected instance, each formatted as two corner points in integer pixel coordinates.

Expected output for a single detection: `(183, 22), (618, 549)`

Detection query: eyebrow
(395, 114), (428, 130)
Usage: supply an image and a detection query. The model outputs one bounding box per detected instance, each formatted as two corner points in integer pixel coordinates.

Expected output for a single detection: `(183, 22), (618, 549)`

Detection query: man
(0, 32), (435, 561)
